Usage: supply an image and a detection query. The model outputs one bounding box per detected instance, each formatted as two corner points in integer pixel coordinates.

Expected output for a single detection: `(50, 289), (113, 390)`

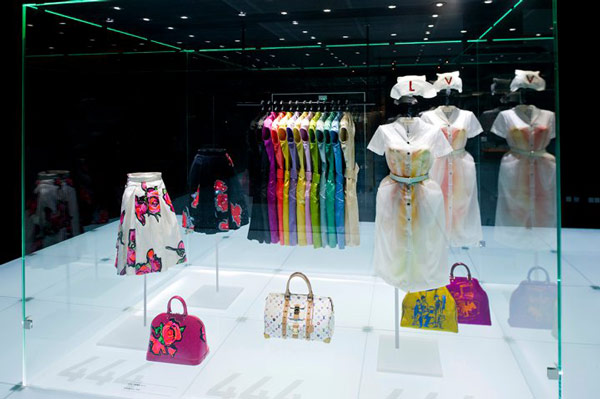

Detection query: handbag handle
(527, 266), (550, 283)
(450, 262), (472, 281)
(167, 296), (188, 316)
(285, 272), (314, 301)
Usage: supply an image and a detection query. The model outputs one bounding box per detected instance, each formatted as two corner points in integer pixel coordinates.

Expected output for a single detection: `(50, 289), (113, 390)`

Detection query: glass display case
(10, 0), (582, 398)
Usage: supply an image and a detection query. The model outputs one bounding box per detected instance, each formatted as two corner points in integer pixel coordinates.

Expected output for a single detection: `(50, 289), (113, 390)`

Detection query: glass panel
(21, 1), (564, 398)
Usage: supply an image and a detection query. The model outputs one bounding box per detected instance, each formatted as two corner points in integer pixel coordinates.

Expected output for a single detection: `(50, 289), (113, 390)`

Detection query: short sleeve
(466, 112), (484, 138)
(490, 112), (508, 138)
(367, 126), (387, 155)
(430, 128), (453, 158)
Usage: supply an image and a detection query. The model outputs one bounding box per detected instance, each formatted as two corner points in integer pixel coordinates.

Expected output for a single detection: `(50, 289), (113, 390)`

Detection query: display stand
(187, 235), (243, 310)
(96, 276), (150, 351)
(377, 288), (443, 376)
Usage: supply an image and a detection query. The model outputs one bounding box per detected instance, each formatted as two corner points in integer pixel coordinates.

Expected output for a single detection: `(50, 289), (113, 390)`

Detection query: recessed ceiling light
(355, 51), (360, 54)
(342, 35), (349, 38)
(270, 54), (276, 58)
(484, 0), (493, 3)
(279, 37), (285, 41)
(27, 23), (33, 27)
(180, 16), (188, 20)
(509, 28), (516, 31)
(432, 14), (439, 18)
(436, 2), (446, 7)
(460, 30), (467, 33)
(536, 33), (541, 37)
(48, 46), (54, 50)
(302, 30), (308, 34)
(238, 11), (246, 17)
(424, 37), (429, 41)
(139, 42), (145, 46)
(59, 22), (66, 25)
(219, 45), (225, 48)
(280, 11), (288, 15)
(388, 5), (397, 9)
(167, 26), (174, 30)
(317, 42), (322, 45)
(292, 21), (298, 25)
(89, 38), (95, 42)
(323, 9), (331, 13)
(235, 39), (240, 42)
(390, 33), (397, 36)
(59, 31), (64, 34)
(113, 6), (121, 10)
(428, 24), (434, 28)
(189, 34), (195, 38)
(142, 18), (150, 22)
(305, 53), (310, 56)
(177, 41), (182, 44)
(205, 40), (211, 43)
(310, 36), (316, 39)
(106, 18), (114, 23)
(425, 31), (431, 35)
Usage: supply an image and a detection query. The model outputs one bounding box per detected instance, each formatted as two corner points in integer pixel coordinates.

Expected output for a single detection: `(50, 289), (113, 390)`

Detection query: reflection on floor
(0, 222), (598, 399)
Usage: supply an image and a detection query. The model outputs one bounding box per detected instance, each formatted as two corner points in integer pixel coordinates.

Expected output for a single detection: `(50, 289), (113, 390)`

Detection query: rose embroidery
(149, 318), (186, 357)
(215, 193), (228, 213)
(135, 182), (161, 225)
(218, 220), (229, 231)
(135, 249), (163, 275)
(127, 229), (136, 267)
(163, 188), (175, 213)
(231, 203), (242, 227)
(214, 180), (227, 193)
(165, 240), (187, 264)
(191, 185), (200, 209)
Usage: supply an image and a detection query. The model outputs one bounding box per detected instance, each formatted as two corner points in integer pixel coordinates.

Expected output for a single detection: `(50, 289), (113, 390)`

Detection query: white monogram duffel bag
(264, 272), (334, 343)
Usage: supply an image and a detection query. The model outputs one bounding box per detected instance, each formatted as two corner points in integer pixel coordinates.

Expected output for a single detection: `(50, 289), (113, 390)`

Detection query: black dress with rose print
(183, 148), (249, 234)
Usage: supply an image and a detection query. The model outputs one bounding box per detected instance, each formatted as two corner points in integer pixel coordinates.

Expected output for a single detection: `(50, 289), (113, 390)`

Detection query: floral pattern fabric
(115, 172), (185, 276)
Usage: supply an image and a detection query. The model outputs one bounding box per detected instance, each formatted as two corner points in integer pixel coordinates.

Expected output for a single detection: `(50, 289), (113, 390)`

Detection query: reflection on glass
(508, 266), (557, 330)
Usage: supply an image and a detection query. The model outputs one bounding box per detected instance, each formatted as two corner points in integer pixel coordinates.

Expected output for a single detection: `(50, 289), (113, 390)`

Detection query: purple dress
(287, 126), (299, 246)
(263, 115), (279, 243)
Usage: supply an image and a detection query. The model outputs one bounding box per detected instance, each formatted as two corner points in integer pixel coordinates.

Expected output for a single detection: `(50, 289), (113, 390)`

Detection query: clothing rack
(236, 100), (375, 108)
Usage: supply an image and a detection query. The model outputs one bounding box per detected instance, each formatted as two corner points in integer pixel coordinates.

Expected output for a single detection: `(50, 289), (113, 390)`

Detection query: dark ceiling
(24, 0), (555, 70)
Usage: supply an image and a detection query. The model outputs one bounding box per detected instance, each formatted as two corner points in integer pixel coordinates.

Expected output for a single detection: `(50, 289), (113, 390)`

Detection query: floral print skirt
(115, 172), (186, 276)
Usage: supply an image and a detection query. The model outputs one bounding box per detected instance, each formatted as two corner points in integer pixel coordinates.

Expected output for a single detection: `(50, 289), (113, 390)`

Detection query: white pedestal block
(187, 285), (243, 310)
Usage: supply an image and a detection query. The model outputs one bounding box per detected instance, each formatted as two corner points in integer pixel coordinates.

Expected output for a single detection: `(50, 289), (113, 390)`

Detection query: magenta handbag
(446, 262), (491, 326)
(146, 296), (209, 365)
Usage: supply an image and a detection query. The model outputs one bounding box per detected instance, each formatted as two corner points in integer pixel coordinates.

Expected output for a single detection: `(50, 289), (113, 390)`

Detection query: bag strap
(450, 262), (472, 281)
(285, 272), (314, 301)
(527, 266), (550, 283)
(167, 296), (188, 316)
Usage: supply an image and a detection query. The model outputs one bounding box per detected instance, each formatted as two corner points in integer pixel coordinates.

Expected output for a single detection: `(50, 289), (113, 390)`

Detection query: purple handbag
(146, 296), (209, 365)
(508, 266), (557, 329)
(446, 262), (491, 326)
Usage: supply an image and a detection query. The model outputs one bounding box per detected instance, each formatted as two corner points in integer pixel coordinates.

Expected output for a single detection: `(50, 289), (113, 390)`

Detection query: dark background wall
(4, 0), (597, 265)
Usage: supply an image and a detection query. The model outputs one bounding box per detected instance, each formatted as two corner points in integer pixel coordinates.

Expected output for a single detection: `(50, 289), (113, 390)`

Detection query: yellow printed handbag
(400, 286), (459, 333)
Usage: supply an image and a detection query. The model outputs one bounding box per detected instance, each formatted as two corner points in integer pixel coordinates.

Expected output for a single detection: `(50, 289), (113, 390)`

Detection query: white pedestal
(377, 335), (443, 377)
(97, 316), (149, 351)
(187, 285), (243, 310)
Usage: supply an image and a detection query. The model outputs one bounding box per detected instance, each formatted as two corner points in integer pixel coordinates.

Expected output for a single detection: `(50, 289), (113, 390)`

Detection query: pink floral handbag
(146, 296), (209, 365)
(446, 262), (491, 326)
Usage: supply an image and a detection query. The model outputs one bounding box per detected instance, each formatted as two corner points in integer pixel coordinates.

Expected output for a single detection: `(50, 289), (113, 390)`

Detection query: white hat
(510, 69), (546, 92)
(433, 71), (463, 93)
(390, 75), (437, 99)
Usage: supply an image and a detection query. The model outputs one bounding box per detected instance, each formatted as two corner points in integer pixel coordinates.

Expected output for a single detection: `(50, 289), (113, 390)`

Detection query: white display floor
(0, 222), (598, 399)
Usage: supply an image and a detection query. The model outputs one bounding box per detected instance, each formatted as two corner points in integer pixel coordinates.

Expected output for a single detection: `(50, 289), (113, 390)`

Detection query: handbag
(508, 266), (557, 329)
(446, 262), (491, 326)
(401, 286), (458, 333)
(264, 272), (335, 343)
(146, 296), (209, 365)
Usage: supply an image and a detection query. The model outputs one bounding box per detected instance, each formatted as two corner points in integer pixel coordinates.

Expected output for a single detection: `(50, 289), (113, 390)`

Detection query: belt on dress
(389, 173), (429, 185)
(450, 148), (466, 156)
(510, 148), (547, 157)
